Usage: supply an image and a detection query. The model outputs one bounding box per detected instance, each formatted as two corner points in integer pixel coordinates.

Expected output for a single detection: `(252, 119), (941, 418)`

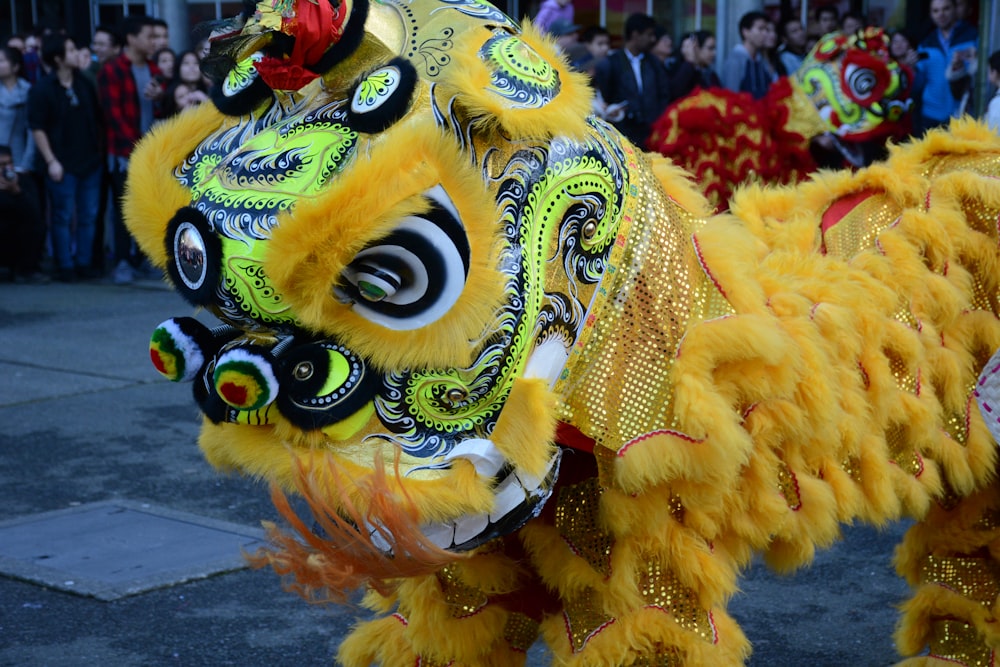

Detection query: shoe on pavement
(112, 260), (134, 285)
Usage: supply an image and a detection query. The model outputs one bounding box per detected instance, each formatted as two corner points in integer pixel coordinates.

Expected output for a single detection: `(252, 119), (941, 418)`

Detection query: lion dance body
(126, 0), (1000, 664)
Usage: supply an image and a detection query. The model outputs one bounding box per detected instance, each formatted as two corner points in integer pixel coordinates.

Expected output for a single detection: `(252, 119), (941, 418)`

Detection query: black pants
(109, 158), (138, 266)
(0, 177), (47, 275)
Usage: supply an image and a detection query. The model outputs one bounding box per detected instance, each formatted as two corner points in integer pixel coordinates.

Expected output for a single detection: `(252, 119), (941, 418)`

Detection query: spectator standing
(165, 51), (210, 117)
(651, 26), (675, 72)
(534, 0), (574, 34)
(914, 0), (977, 135)
(816, 6), (839, 37)
(722, 11), (773, 99)
(154, 47), (176, 81)
(671, 30), (721, 100)
(89, 26), (120, 74)
(0, 144), (48, 282)
(986, 51), (1000, 133)
(97, 15), (163, 285)
(548, 20), (583, 57)
(778, 18), (808, 75)
(594, 13), (671, 147)
(761, 20), (787, 81)
(0, 47), (37, 175)
(27, 34), (103, 282)
(890, 30), (921, 67)
(841, 12), (866, 35)
(150, 19), (169, 53)
(579, 26), (610, 65)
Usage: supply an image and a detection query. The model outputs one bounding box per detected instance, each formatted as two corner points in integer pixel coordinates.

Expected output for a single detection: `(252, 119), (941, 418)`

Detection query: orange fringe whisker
(246, 450), (465, 604)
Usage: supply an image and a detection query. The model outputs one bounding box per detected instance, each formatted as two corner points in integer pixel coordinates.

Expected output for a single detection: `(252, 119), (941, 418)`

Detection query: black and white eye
(165, 207), (221, 307)
(845, 64), (878, 101)
(335, 186), (470, 330)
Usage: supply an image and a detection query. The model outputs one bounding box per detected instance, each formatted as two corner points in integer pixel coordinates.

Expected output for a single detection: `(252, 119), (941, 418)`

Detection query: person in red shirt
(97, 15), (164, 284)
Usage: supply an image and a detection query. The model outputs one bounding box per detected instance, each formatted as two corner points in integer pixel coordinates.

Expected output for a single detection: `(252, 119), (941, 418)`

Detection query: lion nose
(212, 346), (280, 411)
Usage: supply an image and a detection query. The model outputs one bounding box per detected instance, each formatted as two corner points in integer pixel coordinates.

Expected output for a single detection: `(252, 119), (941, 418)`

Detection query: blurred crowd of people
(536, 0), (999, 151)
(0, 16), (211, 285)
(1, 2), (999, 285)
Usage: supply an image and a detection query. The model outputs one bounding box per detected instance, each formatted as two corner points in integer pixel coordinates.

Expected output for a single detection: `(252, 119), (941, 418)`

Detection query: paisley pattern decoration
(436, 0), (514, 25)
(347, 58), (419, 133)
(352, 66), (403, 113)
(223, 52), (264, 97)
(479, 31), (560, 109)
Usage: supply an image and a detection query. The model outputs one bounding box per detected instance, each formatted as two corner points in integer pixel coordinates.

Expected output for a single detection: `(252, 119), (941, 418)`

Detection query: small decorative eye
(582, 220), (598, 240)
(446, 387), (468, 403)
(174, 221), (208, 290)
(293, 361), (314, 381)
(349, 263), (402, 302)
(165, 207), (221, 308)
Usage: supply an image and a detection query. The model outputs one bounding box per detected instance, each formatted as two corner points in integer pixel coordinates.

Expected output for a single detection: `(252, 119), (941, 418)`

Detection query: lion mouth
(368, 446), (562, 553)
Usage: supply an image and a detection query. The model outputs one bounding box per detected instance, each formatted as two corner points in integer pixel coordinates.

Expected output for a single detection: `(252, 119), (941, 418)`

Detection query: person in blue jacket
(914, 0), (977, 135)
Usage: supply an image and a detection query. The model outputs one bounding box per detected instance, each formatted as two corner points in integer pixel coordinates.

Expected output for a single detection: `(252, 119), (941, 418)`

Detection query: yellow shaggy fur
(122, 3), (1000, 659)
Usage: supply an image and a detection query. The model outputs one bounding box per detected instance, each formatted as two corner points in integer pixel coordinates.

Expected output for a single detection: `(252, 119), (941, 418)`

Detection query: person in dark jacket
(27, 33), (103, 282)
(670, 30), (721, 100)
(594, 13), (672, 147)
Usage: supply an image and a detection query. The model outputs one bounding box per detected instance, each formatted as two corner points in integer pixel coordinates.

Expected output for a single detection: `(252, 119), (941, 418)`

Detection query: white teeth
(452, 512), (490, 545)
(439, 438), (506, 478)
(365, 520), (393, 553)
(490, 474), (525, 522)
(420, 522), (457, 549)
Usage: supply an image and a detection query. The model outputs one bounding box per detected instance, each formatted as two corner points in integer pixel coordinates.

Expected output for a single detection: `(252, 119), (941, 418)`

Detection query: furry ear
(436, 21), (593, 142)
(124, 103), (228, 267)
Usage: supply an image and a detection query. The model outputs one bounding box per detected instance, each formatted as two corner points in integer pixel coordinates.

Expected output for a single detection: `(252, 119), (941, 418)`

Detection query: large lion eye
(335, 186), (470, 330)
(845, 64), (878, 101)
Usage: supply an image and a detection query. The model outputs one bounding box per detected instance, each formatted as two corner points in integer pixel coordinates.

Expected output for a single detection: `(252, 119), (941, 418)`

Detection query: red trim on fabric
(821, 189), (877, 235)
(692, 234), (727, 299)
(618, 429), (704, 457)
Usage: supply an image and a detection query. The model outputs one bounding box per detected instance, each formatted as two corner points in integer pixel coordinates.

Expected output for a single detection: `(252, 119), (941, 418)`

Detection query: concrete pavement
(0, 278), (913, 666)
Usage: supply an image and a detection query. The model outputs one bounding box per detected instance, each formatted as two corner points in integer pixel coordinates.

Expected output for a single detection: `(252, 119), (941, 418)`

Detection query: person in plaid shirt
(97, 15), (164, 285)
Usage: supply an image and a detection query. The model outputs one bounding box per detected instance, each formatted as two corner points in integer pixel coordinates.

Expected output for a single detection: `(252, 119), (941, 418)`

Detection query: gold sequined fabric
(821, 191), (902, 260)
(626, 646), (683, 667)
(562, 588), (616, 652)
(920, 555), (1000, 605)
(928, 619), (993, 667)
(638, 556), (716, 643)
(554, 148), (734, 456)
(502, 612), (540, 653)
(436, 565), (489, 618)
(554, 478), (613, 577)
(775, 460), (802, 511)
(885, 423), (923, 477)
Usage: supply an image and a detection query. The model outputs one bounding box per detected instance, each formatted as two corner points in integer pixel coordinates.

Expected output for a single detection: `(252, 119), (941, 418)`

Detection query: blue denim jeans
(47, 168), (101, 271)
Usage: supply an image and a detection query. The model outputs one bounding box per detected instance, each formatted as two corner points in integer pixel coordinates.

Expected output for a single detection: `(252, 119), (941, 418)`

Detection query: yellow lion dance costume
(126, 0), (1000, 664)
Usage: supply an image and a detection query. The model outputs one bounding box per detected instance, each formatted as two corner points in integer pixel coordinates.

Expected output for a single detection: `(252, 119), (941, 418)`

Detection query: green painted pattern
(221, 237), (297, 325)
